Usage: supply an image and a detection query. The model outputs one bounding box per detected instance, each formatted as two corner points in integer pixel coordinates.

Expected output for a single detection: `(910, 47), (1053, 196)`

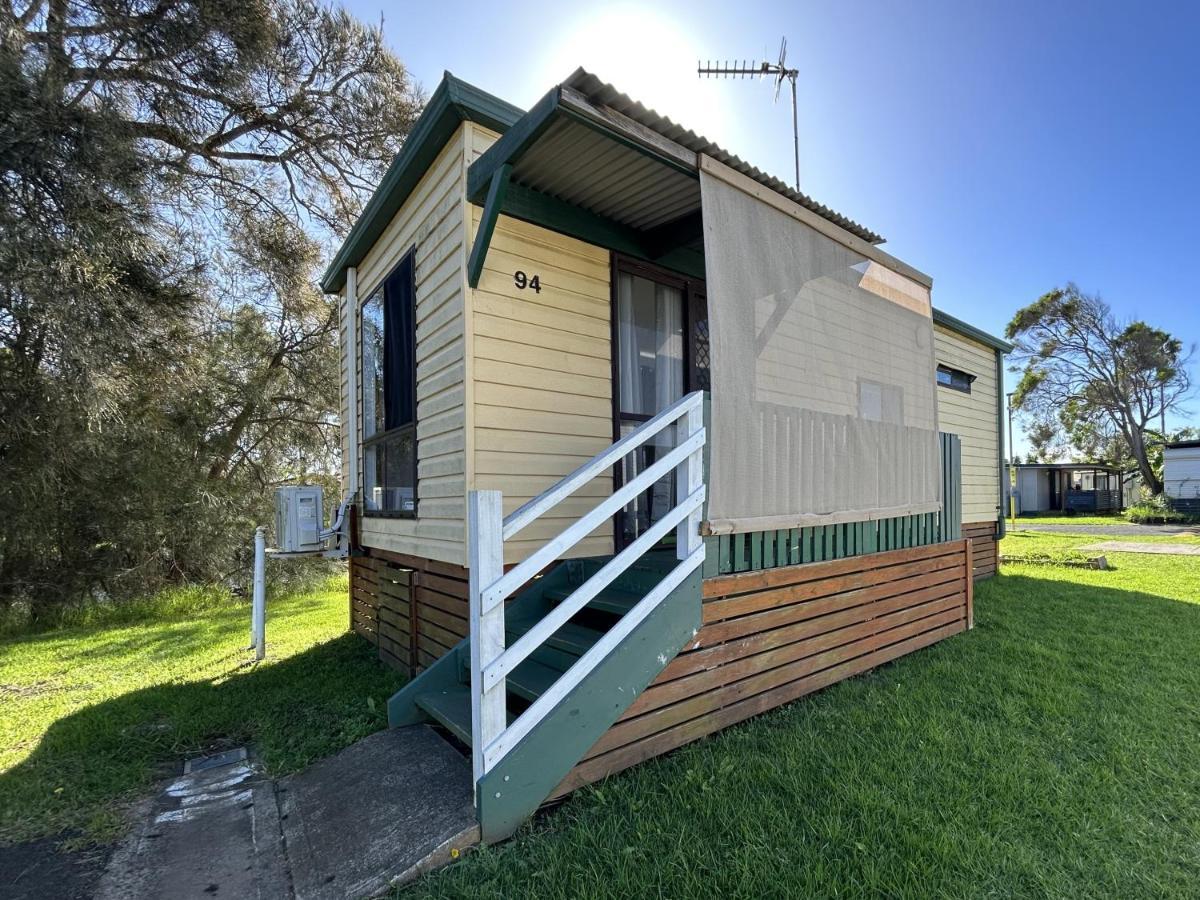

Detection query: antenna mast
(698, 37), (800, 192)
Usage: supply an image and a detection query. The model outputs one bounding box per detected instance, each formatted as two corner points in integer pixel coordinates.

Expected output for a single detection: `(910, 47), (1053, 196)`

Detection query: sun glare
(529, 5), (732, 145)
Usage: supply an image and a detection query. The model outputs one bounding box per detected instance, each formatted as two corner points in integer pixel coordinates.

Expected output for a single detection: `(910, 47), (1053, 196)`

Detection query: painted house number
(513, 270), (541, 293)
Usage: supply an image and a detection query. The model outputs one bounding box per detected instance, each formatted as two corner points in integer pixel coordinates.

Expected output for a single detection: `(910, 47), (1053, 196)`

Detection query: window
(936, 365), (975, 393)
(858, 379), (905, 425)
(361, 249), (417, 516)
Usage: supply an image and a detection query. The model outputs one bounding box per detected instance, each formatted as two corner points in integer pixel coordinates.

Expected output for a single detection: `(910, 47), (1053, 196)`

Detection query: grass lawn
(0, 575), (402, 845)
(402, 531), (1200, 898)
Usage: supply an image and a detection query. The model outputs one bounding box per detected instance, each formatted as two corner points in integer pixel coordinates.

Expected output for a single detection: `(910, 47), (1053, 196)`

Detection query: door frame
(609, 253), (708, 550)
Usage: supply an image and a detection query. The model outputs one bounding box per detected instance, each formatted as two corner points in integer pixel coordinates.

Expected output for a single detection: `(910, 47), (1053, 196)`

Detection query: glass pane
(362, 428), (415, 514)
(617, 273), (684, 417)
(361, 293), (385, 438)
(619, 420), (676, 547)
(363, 443), (381, 511)
(382, 429), (416, 513)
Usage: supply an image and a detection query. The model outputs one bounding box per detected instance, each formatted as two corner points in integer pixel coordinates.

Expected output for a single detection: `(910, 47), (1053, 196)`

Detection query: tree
(1, 0), (421, 614)
(1006, 284), (1193, 496)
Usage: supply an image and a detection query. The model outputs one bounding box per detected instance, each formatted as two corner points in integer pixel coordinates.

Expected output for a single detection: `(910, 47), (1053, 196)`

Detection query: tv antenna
(698, 37), (800, 191)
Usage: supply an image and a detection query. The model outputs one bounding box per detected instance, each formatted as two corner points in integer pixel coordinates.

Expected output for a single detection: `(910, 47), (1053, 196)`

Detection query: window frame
(360, 247), (419, 519)
(609, 254), (708, 550)
(936, 364), (975, 394)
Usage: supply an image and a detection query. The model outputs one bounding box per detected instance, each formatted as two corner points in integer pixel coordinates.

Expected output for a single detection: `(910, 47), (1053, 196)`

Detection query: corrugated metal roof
(511, 117), (701, 231)
(564, 68), (884, 245)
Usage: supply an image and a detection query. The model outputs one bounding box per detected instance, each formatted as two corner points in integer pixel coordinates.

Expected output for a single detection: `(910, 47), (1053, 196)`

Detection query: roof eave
(320, 73), (524, 294)
(933, 307), (1015, 353)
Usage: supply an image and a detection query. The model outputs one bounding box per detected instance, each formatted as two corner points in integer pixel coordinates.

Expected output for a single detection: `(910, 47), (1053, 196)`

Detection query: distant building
(1163, 439), (1200, 515)
(1009, 462), (1124, 514)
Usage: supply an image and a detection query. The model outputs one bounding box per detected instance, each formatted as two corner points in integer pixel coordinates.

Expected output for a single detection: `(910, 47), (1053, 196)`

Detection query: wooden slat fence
(962, 521), (998, 578)
(552, 539), (973, 798)
(349, 556), (379, 646)
(348, 550), (471, 675)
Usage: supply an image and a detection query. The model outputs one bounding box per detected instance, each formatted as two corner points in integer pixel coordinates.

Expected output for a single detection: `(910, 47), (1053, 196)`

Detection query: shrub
(1125, 495), (1192, 525)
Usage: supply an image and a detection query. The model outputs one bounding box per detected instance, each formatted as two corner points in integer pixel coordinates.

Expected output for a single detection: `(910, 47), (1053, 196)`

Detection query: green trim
(557, 105), (697, 179)
(642, 211), (704, 259)
(498, 182), (706, 281)
(933, 307), (1014, 354)
(466, 164), (511, 289)
(707, 512), (946, 576)
(322, 73), (524, 293)
(466, 87), (562, 202)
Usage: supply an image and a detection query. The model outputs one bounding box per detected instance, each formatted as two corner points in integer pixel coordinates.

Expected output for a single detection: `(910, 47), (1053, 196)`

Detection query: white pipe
(252, 526), (266, 661)
(345, 267), (360, 507)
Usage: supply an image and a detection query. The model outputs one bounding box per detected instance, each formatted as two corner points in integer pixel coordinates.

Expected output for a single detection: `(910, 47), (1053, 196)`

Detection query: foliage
(1006, 284), (1193, 493)
(0, 573), (403, 844)
(0, 0), (422, 615)
(1125, 495), (1193, 525)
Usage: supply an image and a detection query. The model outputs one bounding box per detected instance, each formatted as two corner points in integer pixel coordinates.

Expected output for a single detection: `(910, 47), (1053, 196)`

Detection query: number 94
(513, 271), (541, 293)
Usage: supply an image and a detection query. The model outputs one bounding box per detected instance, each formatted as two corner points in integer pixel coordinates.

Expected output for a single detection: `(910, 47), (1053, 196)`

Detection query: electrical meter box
(275, 485), (325, 552)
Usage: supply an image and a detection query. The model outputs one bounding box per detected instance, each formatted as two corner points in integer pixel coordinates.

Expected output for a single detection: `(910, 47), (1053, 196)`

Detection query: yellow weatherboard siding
(934, 323), (1001, 525)
(341, 124), (472, 565)
(468, 206), (614, 566)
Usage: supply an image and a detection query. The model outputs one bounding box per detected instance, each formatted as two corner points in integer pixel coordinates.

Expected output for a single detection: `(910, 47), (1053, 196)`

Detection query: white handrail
(482, 485), (706, 692)
(481, 428), (705, 613)
(467, 390), (707, 787)
(482, 545), (705, 771)
(502, 391), (705, 541)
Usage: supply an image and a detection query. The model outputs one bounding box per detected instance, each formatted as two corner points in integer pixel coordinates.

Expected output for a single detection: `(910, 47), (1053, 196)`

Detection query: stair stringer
(386, 563), (578, 728)
(476, 566), (702, 843)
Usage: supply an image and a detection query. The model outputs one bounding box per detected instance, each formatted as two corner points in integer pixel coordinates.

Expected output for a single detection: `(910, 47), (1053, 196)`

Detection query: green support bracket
(467, 164), (512, 289)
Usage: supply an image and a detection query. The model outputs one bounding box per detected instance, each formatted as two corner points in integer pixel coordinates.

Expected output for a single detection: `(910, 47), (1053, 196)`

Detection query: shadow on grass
(10, 596), (338, 667)
(0, 633), (405, 845)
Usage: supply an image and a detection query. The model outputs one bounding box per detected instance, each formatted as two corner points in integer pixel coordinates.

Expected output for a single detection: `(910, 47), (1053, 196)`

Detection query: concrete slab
(277, 726), (477, 899)
(96, 752), (290, 900)
(1077, 540), (1200, 556)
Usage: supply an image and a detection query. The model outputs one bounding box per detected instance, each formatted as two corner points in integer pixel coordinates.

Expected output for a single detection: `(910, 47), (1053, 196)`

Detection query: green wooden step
(413, 687), (475, 746)
(507, 658), (564, 702)
(539, 621), (605, 656)
(544, 584), (642, 617)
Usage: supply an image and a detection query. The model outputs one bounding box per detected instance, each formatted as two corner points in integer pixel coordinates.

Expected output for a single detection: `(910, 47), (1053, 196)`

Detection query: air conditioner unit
(275, 485), (325, 553)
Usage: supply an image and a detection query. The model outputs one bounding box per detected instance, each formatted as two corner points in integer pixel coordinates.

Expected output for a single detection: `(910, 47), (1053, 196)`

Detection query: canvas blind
(700, 159), (942, 534)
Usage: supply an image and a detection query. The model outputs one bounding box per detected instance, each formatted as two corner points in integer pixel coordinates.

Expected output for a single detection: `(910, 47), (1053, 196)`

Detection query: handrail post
(468, 490), (506, 794)
(676, 398), (705, 561)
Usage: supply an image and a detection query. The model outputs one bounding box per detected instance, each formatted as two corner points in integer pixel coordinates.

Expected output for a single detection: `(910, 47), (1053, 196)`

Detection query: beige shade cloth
(700, 161), (942, 534)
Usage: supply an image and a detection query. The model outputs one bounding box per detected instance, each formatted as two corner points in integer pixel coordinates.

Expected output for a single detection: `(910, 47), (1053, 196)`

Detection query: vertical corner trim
(467, 164), (512, 289)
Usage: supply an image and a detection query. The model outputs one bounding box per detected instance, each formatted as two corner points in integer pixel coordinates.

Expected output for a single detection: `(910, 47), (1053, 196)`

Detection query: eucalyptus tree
(1007, 284), (1193, 496)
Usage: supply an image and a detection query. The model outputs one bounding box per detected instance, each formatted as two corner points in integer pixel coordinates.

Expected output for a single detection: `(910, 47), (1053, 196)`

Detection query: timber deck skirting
(550, 539), (973, 798)
(962, 522), (999, 579)
(350, 550), (471, 675)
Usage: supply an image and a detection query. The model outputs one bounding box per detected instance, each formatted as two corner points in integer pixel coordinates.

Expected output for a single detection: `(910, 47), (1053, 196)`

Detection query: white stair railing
(467, 391), (706, 787)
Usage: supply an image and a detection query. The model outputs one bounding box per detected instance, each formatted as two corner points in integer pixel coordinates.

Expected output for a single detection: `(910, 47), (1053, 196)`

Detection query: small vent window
(936, 365), (975, 394)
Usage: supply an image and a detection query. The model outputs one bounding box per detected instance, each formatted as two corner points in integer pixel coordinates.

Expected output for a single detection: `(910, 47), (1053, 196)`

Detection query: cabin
(931, 309), (1011, 575)
(1164, 439), (1200, 515)
(324, 69), (1011, 845)
(1012, 462), (1124, 515)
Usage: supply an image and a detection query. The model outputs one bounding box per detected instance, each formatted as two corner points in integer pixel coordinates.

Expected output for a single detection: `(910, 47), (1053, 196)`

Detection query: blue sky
(344, 0), (1200, 446)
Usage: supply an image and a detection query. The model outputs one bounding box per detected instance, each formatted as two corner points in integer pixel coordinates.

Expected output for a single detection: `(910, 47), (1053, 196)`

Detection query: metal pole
(1006, 392), (1017, 528)
(790, 75), (800, 192)
(252, 526), (266, 661)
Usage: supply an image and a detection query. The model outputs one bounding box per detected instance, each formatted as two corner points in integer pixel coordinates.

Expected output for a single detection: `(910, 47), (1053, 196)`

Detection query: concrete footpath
(1078, 540), (1200, 556)
(96, 727), (477, 900)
